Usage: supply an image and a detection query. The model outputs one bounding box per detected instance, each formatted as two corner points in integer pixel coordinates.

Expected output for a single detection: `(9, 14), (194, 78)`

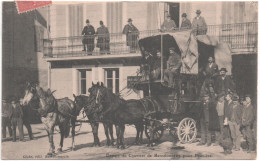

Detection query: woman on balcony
(96, 21), (110, 55)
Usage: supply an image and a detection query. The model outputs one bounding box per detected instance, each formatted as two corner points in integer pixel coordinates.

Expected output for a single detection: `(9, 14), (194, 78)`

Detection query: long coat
(82, 25), (95, 44)
(192, 16), (207, 35)
(215, 75), (235, 95)
(122, 24), (139, 47)
(96, 25), (110, 50)
(242, 104), (255, 127)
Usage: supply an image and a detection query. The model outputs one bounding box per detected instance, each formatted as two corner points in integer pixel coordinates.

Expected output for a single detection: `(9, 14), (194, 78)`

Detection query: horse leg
(108, 123), (115, 146)
(139, 124), (144, 144)
(135, 124), (140, 145)
(90, 122), (100, 147)
(57, 124), (64, 152)
(120, 125), (125, 149)
(115, 125), (121, 149)
(103, 123), (111, 146)
(71, 118), (76, 151)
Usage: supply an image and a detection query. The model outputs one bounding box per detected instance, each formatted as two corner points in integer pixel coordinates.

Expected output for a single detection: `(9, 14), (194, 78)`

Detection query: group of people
(197, 57), (256, 154)
(82, 18), (139, 54)
(2, 98), (33, 142)
(161, 10), (208, 35)
(82, 9), (208, 55)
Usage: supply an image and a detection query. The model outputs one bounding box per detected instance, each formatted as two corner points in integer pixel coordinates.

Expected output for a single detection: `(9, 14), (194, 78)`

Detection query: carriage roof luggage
(138, 31), (232, 76)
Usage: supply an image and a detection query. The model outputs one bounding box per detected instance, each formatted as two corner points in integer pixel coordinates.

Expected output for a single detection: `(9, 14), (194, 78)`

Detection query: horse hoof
(45, 152), (54, 157)
(120, 145), (125, 149)
(71, 147), (75, 151)
(117, 145), (120, 149)
(57, 148), (62, 152)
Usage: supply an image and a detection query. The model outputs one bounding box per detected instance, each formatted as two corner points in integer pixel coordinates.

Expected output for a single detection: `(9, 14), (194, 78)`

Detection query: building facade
(44, 1), (257, 100)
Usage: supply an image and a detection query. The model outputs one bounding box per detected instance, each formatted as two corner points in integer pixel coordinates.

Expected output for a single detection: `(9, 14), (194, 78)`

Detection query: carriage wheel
(145, 124), (164, 142)
(177, 118), (197, 143)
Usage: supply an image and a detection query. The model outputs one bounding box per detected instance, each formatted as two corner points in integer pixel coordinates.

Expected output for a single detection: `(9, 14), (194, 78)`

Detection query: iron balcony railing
(43, 22), (257, 58)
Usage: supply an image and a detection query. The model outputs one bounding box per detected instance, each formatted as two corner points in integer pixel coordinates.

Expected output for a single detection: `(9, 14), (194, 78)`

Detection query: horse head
(22, 82), (37, 106)
(73, 94), (88, 116)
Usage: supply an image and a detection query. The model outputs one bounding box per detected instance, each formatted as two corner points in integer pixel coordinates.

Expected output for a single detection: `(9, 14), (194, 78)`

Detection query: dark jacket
(242, 104), (254, 127)
(82, 25), (95, 44)
(224, 101), (242, 124)
(2, 103), (12, 118)
(215, 75), (235, 95)
(122, 24), (139, 46)
(203, 62), (218, 78)
(96, 25), (110, 48)
(180, 19), (192, 29)
(10, 104), (23, 119)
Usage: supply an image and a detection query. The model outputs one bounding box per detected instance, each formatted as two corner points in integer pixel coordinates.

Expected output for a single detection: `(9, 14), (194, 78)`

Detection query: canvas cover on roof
(168, 31), (232, 75)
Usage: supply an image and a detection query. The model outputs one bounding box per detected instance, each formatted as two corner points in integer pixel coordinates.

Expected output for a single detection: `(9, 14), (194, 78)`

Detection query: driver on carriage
(163, 47), (182, 88)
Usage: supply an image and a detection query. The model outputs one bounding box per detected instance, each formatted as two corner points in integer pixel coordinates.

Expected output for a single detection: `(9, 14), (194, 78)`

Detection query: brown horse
(22, 83), (80, 156)
(73, 94), (115, 146)
(88, 82), (164, 149)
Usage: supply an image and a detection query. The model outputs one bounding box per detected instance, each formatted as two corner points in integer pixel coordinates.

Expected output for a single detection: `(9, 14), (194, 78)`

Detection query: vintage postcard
(1, 0), (258, 160)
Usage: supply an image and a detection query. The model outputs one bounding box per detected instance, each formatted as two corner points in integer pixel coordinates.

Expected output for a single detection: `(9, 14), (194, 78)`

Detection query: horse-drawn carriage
(127, 30), (232, 144)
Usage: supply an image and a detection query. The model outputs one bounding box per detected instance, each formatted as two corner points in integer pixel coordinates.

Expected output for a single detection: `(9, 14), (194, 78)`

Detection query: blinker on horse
(22, 83), (77, 156)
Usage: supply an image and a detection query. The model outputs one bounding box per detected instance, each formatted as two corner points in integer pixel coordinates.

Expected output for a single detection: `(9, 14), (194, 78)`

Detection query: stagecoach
(128, 30), (232, 143)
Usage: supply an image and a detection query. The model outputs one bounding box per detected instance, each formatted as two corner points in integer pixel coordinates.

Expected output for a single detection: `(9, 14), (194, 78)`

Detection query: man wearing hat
(241, 94), (255, 153)
(161, 14), (177, 32)
(82, 19), (95, 54)
(10, 98), (24, 142)
(224, 93), (242, 151)
(2, 99), (12, 138)
(215, 68), (235, 96)
(96, 21), (110, 55)
(122, 18), (139, 53)
(197, 94), (212, 146)
(180, 13), (191, 30)
(164, 47), (182, 88)
(192, 10), (207, 35)
(214, 92), (225, 146)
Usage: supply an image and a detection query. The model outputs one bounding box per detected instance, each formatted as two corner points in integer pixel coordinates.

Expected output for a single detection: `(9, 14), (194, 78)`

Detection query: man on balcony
(82, 19), (95, 54)
(180, 13), (192, 30)
(96, 21), (110, 55)
(122, 18), (139, 53)
(192, 10), (207, 35)
(161, 14), (177, 32)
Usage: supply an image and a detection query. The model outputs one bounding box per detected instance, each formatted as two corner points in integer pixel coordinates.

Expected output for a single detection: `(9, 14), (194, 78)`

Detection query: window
(79, 69), (92, 95)
(104, 68), (119, 94)
(35, 25), (44, 52)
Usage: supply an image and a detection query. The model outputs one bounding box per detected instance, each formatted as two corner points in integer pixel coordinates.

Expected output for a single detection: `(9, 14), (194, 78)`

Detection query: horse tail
(64, 121), (71, 138)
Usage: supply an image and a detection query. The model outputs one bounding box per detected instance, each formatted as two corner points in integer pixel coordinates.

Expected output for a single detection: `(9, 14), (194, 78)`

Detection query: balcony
(43, 22), (257, 59)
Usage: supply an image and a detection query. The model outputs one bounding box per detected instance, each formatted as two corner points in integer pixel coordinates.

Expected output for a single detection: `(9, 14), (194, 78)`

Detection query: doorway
(168, 3), (180, 27)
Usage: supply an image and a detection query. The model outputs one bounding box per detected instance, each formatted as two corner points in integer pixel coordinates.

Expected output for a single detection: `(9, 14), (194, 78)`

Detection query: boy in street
(214, 93), (225, 146)
(241, 94), (255, 153)
(10, 98), (24, 142)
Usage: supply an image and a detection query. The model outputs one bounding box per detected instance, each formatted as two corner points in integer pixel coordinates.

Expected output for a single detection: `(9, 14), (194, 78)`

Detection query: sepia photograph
(1, 0), (258, 160)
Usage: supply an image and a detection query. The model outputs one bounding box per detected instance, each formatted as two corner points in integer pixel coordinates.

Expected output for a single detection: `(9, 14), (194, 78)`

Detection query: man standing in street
(82, 19), (95, 54)
(2, 99), (12, 139)
(123, 18), (139, 53)
(215, 68), (235, 96)
(197, 94), (212, 146)
(19, 98), (33, 140)
(180, 13), (191, 30)
(192, 10), (207, 35)
(224, 93), (242, 151)
(96, 21), (110, 55)
(10, 98), (24, 142)
(164, 47), (182, 88)
(241, 94), (255, 153)
(161, 14), (177, 32)
(214, 93), (225, 146)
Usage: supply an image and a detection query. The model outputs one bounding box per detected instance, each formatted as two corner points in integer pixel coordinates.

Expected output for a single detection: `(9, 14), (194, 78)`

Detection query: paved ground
(2, 123), (256, 160)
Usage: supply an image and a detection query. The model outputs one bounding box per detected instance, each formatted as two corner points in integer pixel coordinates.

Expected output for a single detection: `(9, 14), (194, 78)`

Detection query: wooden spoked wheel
(177, 118), (197, 143)
(145, 124), (164, 142)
